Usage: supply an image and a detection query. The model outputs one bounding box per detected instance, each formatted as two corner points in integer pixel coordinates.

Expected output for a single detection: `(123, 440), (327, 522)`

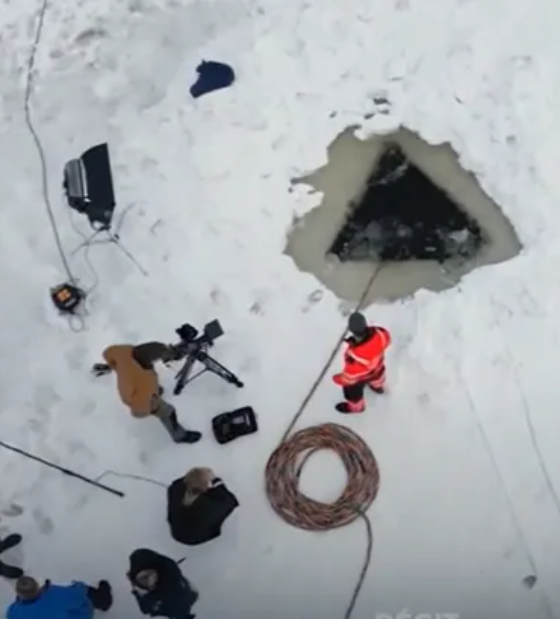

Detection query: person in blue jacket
(6, 574), (112, 619)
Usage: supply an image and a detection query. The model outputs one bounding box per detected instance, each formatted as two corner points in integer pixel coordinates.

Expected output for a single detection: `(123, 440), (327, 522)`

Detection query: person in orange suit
(332, 312), (391, 414)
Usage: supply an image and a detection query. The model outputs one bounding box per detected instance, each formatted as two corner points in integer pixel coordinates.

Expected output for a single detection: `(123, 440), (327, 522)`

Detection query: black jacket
(167, 477), (239, 546)
(132, 342), (170, 370)
(128, 548), (197, 618)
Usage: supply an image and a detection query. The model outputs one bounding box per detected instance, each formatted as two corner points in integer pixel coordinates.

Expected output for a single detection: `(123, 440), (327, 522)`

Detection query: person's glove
(332, 373), (346, 386)
(92, 363), (111, 377)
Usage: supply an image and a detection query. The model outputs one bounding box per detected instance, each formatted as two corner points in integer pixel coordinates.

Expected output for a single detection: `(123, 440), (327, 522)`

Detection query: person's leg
(0, 534), (24, 579)
(336, 383), (366, 413)
(171, 578), (199, 619)
(0, 562), (23, 579)
(152, 396), (202, 444)
(0, 534), (21, 555)
(87, 580), (113, 611)
(367, 364), (386, 393)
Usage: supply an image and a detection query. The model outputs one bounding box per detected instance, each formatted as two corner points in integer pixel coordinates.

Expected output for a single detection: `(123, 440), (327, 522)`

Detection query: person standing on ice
(6, 575), (112, 618)
(93, 342), (202, 444)
(332, 311), (391, 414)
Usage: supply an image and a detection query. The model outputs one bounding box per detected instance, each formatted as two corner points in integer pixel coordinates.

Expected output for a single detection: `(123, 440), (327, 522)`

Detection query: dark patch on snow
(522, 574), (537, 589)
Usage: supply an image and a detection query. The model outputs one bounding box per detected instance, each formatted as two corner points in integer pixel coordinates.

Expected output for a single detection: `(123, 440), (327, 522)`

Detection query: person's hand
(199, 467), (216, 486)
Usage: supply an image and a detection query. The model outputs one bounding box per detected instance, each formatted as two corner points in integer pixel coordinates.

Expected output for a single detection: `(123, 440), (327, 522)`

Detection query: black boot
(335, 402), (365, 414)
(0, 534), (23, 580)
(160, 413), (202, 444)
(0, 562), (23, 579)
(0, 534), (21, 554)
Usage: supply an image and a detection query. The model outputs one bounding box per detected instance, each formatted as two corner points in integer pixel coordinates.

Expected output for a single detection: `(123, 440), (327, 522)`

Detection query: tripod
(173, 341), (244, 395)
(70, 223), (148, 276)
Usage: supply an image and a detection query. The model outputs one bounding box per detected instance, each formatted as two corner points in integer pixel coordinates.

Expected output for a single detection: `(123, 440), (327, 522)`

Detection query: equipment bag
(212, 406), (258, 444)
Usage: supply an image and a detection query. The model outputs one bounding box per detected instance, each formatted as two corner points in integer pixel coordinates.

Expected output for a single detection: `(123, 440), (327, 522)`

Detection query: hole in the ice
(330, 145), (485, 263)
(285, 127), (522, 305)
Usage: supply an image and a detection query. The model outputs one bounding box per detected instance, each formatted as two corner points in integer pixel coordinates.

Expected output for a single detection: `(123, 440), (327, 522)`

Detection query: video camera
(173, 319), (223, 357)
(171, 319), (244, 395)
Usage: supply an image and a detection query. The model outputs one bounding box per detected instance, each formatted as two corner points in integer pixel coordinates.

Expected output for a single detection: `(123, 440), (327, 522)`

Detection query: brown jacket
(103, 343), (168, 418)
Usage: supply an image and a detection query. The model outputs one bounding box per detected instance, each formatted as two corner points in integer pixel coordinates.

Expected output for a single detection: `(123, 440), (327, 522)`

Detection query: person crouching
(93, 341), (201, 444)
(128, 548), (198, 619)
(167, 467), (239, 546)
(6, 575), (112, 618)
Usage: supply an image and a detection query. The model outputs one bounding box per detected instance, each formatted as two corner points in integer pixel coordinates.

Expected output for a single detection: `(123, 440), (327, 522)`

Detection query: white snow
(2, 0), (560, 617)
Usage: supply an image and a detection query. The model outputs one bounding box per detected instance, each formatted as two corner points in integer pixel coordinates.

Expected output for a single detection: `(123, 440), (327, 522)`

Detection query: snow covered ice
(3, 0), (560, 617)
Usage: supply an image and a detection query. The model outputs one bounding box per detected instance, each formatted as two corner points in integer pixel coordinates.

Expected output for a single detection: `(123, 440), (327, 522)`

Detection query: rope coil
(266, 423), (380, 530)
(265, 422), (380, 618)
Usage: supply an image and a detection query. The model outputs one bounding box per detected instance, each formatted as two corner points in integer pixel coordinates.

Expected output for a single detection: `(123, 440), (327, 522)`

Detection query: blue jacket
(6, 581), (93, 619)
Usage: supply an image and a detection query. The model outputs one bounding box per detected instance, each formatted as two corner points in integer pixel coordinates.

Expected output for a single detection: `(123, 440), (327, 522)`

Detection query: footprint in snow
(2, 504), (24, 518)
(65, 439), (95, 462)
(32, 509), (54, 536)
(300, 289), (324, 313)
(33, 384), (62, 411)
(523, 575), (537, 589)
(249, 301), (264, 316)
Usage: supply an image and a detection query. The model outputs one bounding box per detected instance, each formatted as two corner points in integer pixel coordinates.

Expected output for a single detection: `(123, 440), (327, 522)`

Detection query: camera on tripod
(175, 319), (223, 352)
(171, 319), (244, 395)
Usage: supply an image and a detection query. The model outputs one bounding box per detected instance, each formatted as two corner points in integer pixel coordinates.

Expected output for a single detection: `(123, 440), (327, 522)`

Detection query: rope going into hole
(264, 266), (384, 619)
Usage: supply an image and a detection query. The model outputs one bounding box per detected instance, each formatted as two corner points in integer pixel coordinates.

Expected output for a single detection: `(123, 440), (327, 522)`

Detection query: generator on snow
(50, 143), (116, 317)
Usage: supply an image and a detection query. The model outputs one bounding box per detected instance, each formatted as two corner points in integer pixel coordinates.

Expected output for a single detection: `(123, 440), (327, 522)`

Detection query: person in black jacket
(167, 467), (239, 546)
(127, 549), (198, 619)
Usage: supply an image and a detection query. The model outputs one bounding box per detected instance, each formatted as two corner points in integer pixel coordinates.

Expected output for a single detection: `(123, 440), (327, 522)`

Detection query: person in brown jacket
(93, 342), (201, 444)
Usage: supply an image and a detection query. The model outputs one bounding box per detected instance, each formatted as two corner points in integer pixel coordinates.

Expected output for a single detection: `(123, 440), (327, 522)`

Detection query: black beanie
(348, 312), (368, 337)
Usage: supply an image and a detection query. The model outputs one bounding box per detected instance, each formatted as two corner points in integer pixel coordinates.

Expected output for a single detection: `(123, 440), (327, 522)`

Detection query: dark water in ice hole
(285, 127), (521, 306)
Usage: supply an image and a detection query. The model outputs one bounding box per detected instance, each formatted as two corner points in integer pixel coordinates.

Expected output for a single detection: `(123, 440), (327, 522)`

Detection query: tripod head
(172, 319), (224, 359)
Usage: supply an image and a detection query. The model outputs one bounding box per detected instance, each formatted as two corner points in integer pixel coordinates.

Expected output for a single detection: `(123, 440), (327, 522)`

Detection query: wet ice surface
(2, 0), (560, 618)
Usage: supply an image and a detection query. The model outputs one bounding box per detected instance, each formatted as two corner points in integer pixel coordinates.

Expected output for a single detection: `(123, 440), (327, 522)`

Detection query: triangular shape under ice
(329, 145), (485, 263)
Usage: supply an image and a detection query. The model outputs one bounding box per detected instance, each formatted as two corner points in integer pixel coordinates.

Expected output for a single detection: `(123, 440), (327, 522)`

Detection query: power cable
(96, 470), (167, 489)
(24, 0), (147, 331)
(24, 0), (75, 286)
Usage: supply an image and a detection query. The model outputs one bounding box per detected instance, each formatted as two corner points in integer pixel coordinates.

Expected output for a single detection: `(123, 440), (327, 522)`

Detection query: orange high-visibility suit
(333, 324), (391, 413)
